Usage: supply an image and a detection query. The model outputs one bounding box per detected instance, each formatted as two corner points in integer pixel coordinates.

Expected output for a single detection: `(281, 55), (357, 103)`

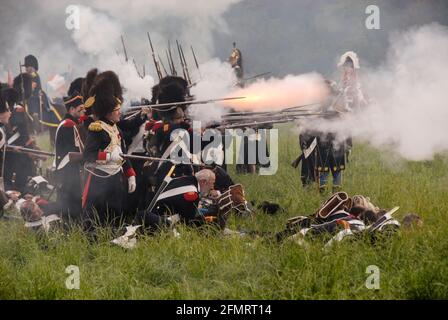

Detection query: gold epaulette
(88, 121), (103, 132)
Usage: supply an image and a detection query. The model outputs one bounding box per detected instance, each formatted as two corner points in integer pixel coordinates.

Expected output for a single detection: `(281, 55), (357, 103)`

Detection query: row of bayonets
(120, 33), (270, 86)
(119, 32), (199, 86)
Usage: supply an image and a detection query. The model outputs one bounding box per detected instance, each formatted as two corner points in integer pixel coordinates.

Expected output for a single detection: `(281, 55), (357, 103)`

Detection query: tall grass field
(0, 125), (447, 299)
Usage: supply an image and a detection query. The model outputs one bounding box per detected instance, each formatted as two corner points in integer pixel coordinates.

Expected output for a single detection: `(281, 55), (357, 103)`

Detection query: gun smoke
(299, 23), (448, 161)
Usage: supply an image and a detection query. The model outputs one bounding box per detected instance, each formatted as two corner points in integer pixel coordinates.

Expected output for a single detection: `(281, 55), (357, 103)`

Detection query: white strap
(7, 132), (20, 145)
(56, 154), (70, 170)
(304, 138), (317, 159)
(157, 185), (197, 201)
(0, 127), (6, 149)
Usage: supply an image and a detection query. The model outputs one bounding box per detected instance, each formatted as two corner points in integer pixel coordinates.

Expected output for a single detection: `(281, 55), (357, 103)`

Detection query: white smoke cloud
(72, 6), (122, 57)
(189, 58), (237, 123)
(300, 23), (448, 161)
(0, 0), (243, 102)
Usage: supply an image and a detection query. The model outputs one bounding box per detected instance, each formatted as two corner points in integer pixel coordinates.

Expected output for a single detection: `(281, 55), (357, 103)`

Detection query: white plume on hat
(338, 51), (360, 69)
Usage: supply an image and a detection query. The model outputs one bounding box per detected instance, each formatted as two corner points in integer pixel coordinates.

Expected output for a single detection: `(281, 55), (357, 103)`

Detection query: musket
(121, 153), (182, 163)
(216, 119), (293, 130)
(176, 40), (187, 82)
(147, 32), (163, 80)
(125, 96), (246, 113)
(18, 62), (34, 122)
(222, 109), (314, 119)
(221, 103), (320, 119)
(191, 45), (201, 79)
(121, 35), (129, 62)
(179, 43), (192, 85)
(168, 41), (177, 76)
(5, 145), (55, 157)
(121, 154), (207, 169)
(132, 59), (143, 79)
(218, 111), (340, 130)
(243, 72), (271, 82)
(158, 54), (169, 77)
(221, 113), (325, 123)
(146, 165), (176, 212)
(165, 50), (173, 75)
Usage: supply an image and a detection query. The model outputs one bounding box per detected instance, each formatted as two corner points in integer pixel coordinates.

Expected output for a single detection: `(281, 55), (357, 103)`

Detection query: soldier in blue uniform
(54, 91), (85, 222)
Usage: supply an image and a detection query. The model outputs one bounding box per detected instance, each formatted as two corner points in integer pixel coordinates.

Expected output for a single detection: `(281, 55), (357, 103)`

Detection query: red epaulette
(62, 119), (76, 128)
(146, 120), (163, 132)
(78, 115), (88, 124)
(144, 120), (155, 131)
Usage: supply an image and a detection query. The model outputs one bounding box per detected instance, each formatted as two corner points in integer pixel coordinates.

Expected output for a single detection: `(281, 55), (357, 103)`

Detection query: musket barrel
(125, 96), (246, 112)
(5, 145), (55, 157)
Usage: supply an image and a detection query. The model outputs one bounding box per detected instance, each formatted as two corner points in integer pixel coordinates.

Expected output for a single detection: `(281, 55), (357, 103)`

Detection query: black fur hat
(1, 87), (19, 110)
(13, 73), (33, 102)
(68, 77), (84, 97)
(88, 71), (123, 119)
(0, 93), (8, 114)
(24, 55), (39, 71)
(82, 68), (98, 101)
(151, 76), (188, 104)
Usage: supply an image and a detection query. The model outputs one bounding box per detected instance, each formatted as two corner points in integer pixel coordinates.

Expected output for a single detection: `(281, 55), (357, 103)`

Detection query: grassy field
(0, 126), (447, 299)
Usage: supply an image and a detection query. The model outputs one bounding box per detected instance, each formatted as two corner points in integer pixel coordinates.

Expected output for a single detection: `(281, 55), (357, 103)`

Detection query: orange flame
(220, 73), (329, 111)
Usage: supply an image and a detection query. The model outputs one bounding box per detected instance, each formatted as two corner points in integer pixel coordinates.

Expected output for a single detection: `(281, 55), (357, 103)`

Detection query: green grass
(0, 126), (447, 299)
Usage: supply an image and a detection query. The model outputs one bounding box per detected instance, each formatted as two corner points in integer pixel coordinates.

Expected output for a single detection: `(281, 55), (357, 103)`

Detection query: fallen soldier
(274, 192), (422, 248)
(1, 176), (62, 232)
(111, 168), (252, 248)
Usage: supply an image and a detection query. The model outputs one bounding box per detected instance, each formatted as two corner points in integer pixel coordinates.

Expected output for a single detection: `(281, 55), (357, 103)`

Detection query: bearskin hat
(151, 76), (188, 104)
(82, 69), (98, 101)
(24, 54), (39, 71)
(0, 93), (8, 114)
(88, 71), (123, 119)
(1, 87), (18, 111)
(81, 69), (99, 116)
(151, 76), (189, 120)
(68, 77), (84, 97)
(13, 73), (33, 102)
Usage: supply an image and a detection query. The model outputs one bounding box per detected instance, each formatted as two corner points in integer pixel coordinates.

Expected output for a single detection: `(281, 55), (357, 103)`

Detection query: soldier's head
(402, 213), (423, 229)
(172, 107), (185, 124)
(195, 169), (216, 196)
(64, 94), (85, 119)
(19, 199), (43, 222)
(87, 70), (123, 123)
(13, 73), (33, 102)
(24, 54), (39, 73)
(0, 94), (11, 125)
(1, 86), (18, 111)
